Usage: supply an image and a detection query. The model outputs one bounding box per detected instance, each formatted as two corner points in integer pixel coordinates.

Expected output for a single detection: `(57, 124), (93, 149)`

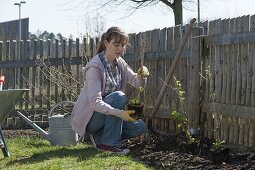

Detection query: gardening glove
(137, 66), (149, 78)
(122, 110), (138, 122)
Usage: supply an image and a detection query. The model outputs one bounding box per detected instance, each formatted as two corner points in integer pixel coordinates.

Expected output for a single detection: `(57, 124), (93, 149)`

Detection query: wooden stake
(150, 18), (196, 119)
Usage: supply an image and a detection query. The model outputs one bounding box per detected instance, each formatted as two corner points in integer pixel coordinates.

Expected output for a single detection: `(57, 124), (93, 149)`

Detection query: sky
(0, 0), (255, 38)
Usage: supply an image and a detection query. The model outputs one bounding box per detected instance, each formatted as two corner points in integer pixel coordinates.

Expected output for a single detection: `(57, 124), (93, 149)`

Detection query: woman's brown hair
(97, 27), (129, 54)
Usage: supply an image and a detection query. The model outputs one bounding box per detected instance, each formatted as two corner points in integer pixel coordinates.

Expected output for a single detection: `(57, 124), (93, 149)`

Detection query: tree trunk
(173, 0), (183, 25)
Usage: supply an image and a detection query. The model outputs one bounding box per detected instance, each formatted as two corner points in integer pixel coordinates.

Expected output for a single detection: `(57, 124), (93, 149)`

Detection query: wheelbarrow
(0, 85), (29, 157)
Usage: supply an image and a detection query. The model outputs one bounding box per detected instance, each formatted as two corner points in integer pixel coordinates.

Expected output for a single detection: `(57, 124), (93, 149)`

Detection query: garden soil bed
(3, 129), (255, 169)
(121, 130), (255, 169)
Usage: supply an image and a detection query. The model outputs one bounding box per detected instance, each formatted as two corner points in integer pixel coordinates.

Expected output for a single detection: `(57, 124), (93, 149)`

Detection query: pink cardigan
(70, 54), (142, 137)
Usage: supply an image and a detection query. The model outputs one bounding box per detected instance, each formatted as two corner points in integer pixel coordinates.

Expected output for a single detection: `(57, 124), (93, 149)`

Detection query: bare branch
(160, 0), (174, 8)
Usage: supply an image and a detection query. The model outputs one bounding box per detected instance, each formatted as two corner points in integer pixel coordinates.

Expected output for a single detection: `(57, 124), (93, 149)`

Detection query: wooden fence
(200, 15), (255, 148)
(0, 15), (255, 148)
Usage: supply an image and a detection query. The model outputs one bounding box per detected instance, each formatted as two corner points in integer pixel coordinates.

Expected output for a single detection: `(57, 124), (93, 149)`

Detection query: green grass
(0, 137), (152, 170)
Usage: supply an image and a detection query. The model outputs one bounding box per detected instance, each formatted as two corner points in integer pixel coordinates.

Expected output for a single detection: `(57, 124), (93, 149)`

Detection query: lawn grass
(0, 137), (151, 170)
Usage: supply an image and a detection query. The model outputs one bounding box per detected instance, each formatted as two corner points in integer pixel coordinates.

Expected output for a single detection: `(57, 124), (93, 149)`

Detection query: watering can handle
(48, 101), (75, 117)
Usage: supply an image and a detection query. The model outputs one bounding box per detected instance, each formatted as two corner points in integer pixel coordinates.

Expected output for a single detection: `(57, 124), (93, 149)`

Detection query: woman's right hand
(122, 110), (138, 122)
(137, 66), (149, 78)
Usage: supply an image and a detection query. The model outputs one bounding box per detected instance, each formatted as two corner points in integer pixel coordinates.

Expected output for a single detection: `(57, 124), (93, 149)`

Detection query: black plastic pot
(127, 104), (144, 119)
(210, 148), (230, 164)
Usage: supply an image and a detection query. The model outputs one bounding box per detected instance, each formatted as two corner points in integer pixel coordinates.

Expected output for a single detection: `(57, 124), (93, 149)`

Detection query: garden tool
(145, 18), (196, 141)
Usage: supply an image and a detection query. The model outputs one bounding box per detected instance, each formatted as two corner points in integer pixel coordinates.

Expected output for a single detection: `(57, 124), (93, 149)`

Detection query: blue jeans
(86, 91), (146, 147)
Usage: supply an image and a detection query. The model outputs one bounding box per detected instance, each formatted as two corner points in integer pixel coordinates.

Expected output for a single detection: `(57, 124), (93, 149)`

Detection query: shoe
(0, 139), (4, 148)
(89, 134), (97, 148)
(96, 143), (130, 155)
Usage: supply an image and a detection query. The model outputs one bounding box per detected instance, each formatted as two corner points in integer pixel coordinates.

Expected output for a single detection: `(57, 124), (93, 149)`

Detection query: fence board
(215, 44), (222, 103)
(209, 45), (215, 103)
(242, 15), (250, 32)
(46, 39), (52, 108)
(249, 119), (254, 147)
(160, 28), (167, 52)
(246, 43), (253, 106)
(235, 17), (241, 33)
(24, 40), (30, 109)
(228, 116), (234, 143)
(166, 27), (174, 50)
(252, 43), (255, 107)
(244, 118), (249, 146)
(240, 43), (247, 105)
(207, 112), (213, 138)
(250, 14), (255, 31)
(127, 33), (135, 54)
(230, 44), (237, 104)
(233, 117), (239, 144)
(39, 40), (44, 108)
(188, 28), (201, 131)
(236, 43), (242, 104)
(221, 20), (229, 103)
(249, 15), (255, 104)
(208, 20), (216, 35)
(225, 45), (232, 104)
(238, 117), (245, 145)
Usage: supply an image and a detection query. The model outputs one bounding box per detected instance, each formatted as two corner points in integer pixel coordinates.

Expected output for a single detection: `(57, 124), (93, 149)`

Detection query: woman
(70, 27), (149, 155)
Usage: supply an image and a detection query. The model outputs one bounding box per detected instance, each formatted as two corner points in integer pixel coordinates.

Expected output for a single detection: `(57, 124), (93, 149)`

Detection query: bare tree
(129, 0), (184, 25)
(58, 0), (194, 26)
(95, 0), (191, 26)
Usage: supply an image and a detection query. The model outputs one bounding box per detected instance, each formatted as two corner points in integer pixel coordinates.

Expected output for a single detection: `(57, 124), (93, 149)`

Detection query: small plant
(128, 98), (141, 106)
(212, 140), (225, 150)
(171, 110), (195, 144)
(210, 139), (229, 164)
(171, 111), (188, 130)
(127, 97), (144, 119)
(127, 78), (146, 119)
(170, 76), (195, 144)
(128, 85), (144, 106)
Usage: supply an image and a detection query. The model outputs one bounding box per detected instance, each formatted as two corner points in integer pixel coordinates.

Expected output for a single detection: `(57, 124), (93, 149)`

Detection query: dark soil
(2, 129), (255, 169)
(121, 130), (255, 170)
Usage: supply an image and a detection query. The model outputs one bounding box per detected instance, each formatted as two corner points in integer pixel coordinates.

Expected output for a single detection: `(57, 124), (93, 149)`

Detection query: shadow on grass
(7, 146), (101, 166)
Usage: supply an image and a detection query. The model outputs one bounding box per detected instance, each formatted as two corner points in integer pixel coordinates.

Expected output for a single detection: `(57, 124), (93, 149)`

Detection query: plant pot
(210, 148), (230, 164)
(178, 142), (199, 154)
(127, 104), (144, 119)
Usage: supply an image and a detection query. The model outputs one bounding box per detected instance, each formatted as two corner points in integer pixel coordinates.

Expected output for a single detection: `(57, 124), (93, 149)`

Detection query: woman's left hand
(122, 110), (138, 122)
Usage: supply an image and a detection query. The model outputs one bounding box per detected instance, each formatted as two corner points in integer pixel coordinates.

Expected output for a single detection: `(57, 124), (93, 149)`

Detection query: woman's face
(104, 38), (127, 60)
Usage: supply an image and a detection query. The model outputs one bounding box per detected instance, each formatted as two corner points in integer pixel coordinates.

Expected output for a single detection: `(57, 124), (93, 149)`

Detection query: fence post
(188, 27), (203, 133)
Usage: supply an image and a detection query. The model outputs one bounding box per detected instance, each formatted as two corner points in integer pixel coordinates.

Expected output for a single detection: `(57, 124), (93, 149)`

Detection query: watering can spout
(16, 111), (50, 141)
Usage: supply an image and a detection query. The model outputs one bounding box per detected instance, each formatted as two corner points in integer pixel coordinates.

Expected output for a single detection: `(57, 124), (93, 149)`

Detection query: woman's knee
(112, 91), (126, 99)
(104, 91), (127, 109)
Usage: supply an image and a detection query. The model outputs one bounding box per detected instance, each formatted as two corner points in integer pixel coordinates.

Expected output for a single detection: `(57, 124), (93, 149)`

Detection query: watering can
(16, 101), (78, 146)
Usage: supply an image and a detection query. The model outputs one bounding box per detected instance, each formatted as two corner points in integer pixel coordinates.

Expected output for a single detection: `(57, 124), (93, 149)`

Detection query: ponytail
(97, 33), (107, 54)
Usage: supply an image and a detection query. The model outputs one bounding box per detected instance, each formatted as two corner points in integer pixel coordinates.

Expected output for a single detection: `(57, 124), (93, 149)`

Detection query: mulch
(121, 130), (255, 170)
